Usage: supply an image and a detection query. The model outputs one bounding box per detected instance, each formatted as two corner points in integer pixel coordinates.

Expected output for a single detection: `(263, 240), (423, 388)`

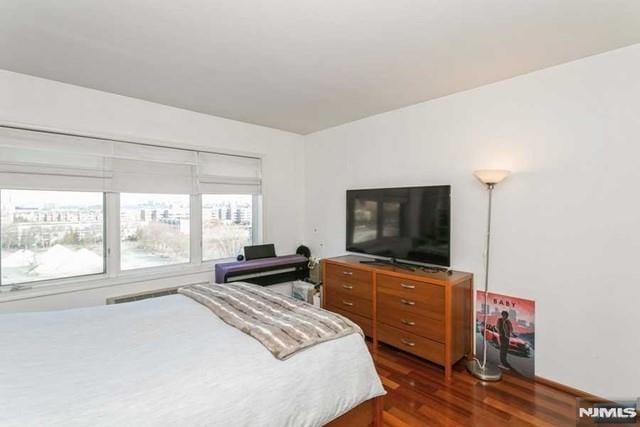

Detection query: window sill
(0, 258), (235, 303)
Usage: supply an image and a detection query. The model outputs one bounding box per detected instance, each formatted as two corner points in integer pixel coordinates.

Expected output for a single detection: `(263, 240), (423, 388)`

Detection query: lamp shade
(473, 169), (510, 185)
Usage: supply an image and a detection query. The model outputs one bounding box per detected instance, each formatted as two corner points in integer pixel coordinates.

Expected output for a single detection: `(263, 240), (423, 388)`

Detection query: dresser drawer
(377, 323), (445, 365)
(325, 276), (372, 301)
(377, 289), (444, 321)
(325, 263), (371, 284)
(325, 290), (372, 319)
(377, 306), (444, 342)
(377, 274), (444, 303)
(325, 305), (373, 337)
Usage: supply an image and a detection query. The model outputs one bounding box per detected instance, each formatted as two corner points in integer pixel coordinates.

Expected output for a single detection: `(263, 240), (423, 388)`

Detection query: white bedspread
(0, 295), (384, 427)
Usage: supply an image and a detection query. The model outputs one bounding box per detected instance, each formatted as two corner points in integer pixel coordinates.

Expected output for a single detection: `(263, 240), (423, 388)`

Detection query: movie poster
(475, 291), (535, 377)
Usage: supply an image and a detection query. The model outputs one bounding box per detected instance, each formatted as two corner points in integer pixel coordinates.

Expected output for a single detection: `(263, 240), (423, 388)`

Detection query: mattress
(0, 294), (384, 427)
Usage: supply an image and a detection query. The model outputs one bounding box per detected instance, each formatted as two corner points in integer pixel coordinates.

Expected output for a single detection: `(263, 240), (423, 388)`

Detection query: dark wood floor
(370, 343), (578, 427)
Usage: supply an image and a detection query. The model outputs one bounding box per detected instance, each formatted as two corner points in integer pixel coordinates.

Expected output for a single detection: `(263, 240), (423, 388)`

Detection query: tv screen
(346, 186), (450, 267)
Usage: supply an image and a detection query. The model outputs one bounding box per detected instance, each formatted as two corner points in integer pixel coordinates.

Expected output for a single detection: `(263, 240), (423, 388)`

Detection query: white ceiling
(2, 1), (640, 134)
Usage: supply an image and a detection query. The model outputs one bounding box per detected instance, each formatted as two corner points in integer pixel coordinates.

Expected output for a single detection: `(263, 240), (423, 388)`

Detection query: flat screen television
(346, 185), (451, 267)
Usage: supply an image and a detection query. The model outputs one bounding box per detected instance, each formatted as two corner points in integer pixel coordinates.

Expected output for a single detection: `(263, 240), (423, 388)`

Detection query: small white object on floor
(292, 280), (316, 304)
(265, 281), (293, 296)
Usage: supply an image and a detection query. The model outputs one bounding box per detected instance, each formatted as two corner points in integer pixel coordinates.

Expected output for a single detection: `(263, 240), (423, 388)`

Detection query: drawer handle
(401, 319), (416, 326)
(342, 284), (353, 290)
(400, 283), (415, 289)
(401, 339), (416, 347)
(342, 300), (354, 307)
(400, 299), (416, 306)
(342, 271), (353, 276)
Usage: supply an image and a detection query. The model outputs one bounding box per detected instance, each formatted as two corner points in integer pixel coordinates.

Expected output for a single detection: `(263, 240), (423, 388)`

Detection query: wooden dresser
(322, 255), (473, 380)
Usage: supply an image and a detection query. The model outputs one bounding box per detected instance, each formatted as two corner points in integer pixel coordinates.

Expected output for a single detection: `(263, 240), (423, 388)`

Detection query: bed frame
(326, 396), (383, 427)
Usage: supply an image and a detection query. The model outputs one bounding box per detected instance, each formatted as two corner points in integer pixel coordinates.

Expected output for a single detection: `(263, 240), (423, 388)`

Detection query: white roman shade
(197, 152), (262, 194)
(110, 142), (198, 194)
(0, 127), (113, 192)
(0, 126), (262, 195)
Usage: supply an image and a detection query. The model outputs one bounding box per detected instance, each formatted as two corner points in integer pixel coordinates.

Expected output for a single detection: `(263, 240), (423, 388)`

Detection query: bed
(0, 285), (385, 426)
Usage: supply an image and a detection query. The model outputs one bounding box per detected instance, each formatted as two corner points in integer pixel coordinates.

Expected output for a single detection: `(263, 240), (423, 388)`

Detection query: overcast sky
(1, 190), (251, 208)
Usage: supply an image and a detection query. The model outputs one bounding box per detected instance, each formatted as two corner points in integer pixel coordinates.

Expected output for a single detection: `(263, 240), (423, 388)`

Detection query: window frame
(118, 192), (193, 273)
(0, 191), (263, 290)
(0, 189), (109, 288)
(200, 193), (260, 263)
(252, 194), (263, 247)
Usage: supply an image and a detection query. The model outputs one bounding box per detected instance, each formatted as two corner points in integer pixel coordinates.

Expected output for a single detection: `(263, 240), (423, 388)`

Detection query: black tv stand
(359, 258), (416, 272)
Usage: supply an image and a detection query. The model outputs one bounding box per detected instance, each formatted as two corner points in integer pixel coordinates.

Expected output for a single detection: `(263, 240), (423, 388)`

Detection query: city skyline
(1, 190), (255, 285)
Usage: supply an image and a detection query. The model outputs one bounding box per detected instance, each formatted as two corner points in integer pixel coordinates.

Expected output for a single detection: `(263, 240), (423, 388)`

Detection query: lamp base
(466, 360), (503, 382)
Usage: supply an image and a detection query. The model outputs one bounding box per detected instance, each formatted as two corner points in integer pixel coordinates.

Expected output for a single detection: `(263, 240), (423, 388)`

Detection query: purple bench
(215, 254), (309, 285)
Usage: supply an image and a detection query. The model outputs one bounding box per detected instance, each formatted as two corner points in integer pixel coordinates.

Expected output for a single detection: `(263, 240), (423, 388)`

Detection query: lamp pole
(467, 170), (509, 382)
(480, 183), (497, 372)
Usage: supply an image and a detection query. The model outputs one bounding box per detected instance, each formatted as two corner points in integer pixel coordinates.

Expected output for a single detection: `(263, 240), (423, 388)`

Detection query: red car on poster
(483, 324), (532, 357)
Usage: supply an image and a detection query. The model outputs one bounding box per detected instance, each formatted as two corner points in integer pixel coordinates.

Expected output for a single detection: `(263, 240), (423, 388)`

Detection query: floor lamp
(467, 169), (511, 382)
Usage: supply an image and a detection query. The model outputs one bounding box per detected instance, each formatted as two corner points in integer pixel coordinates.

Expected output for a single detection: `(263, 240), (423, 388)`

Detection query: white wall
(0, 69), (305, 311)
(304, 44), (640, 397)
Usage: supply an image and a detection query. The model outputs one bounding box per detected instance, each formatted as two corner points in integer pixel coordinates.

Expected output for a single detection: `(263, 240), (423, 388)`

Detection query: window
(382, 202), (401, 237)
(353, 200), (378, 243)
(1, 190), (105, 285)
(202, 194), (254, 260)
(0, 127), (263, 287)
(120, 193), (190, 270)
